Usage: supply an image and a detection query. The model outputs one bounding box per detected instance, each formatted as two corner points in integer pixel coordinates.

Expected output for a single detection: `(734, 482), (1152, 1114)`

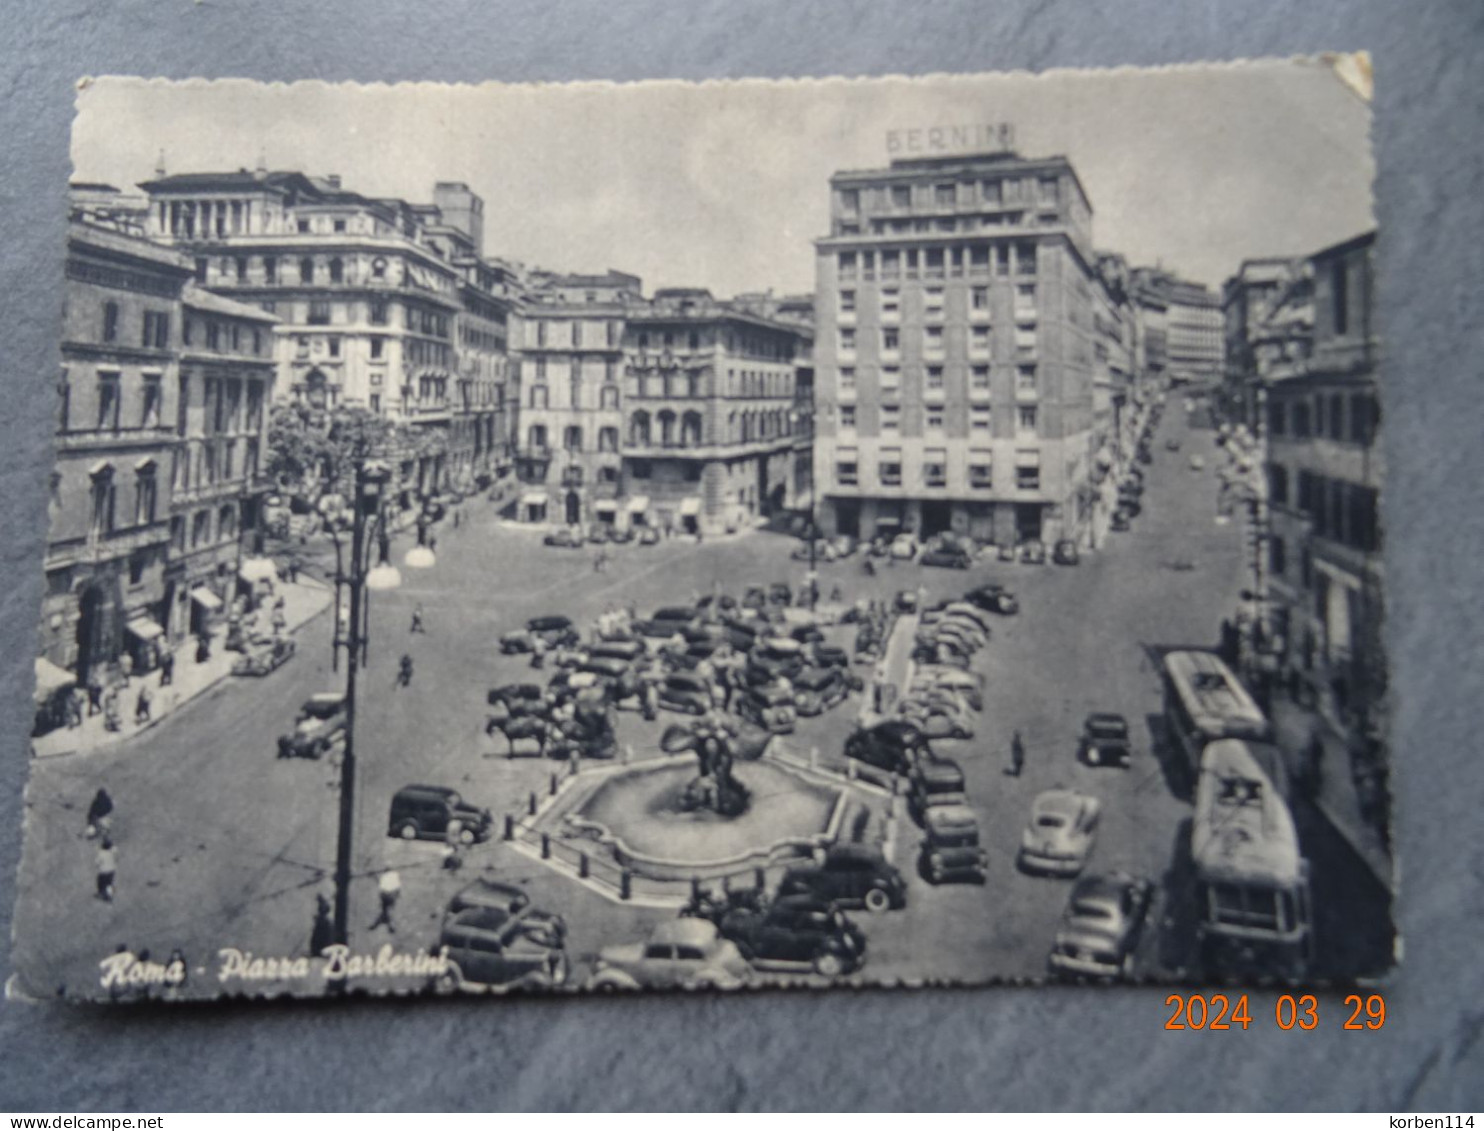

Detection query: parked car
(585, 524), (611, 544)
(791, 666), (849, 717)
(898, 695), (975, 741)
(911, 667), (984, 713)
(608, 525), (635, 544)
(500, 615), (580, 654)
(906, 756), (968, 823)
(918, 803), (989, 886)
(659, 672), (715, 715)
(889, 533), (919, 560)
(1189, 454), (1206, 471)
(1078, 712), (1133, 768)
(445, 878), (568, 945)
(543, 527), (584, 549)
(1165, 438), (1181, 452)
(387, 784), (493, 844)
(719, 895), (867, 977)
(791, 538), (836, 563)
(1110, 510), (1133, 533)
(637, 526), (661, 546)
(435, 905), (569, 994)
(1053, 539), (1081, 566)
(276, 692), (347, 759)
(643, 606), (699, 639)
(997, 543), (1018, 563)
(1018, 789), (1102, 877)
(920, 544), (973, 570)
(587, 919), (752, 992)
(769, 582), (793, 606)
(844, 718), (932, 776)
(1047, 872), (1154, 981)
(965, 584), (1019, 616)
(778, 844), (908, 913)
(736, 680), (797, 735)
(1019, 540), (1048, 565)
(829, 534), (859, 559)
(811, 642), (851, 671)
(935, 601), (997, 635)
(588, 639), (646, 666)
(232, 636), (296, 677)
(746, 636), (807, 685)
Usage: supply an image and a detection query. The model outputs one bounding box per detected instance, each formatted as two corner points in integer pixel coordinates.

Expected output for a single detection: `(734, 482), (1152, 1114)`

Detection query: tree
(266, 403), (399, 501)
(266, 402), (332, 495)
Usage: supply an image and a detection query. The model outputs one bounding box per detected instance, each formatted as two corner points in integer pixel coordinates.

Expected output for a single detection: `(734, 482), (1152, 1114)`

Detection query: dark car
(1053, 539), (1081, 566)
(769, 582), (793, 607)
(1110, 510), (1133, 533)
(918, 803), (989, 885)
(844, 719), (931, 777)
(276, 692), (347, 759)
(1078, 712), (1133, 767)
(500, 615), (580, 654)
(920, 544), (974, 570)
(1048, 872), (1154, 981)
(1165, 438), (1181, 452)
(746, 637), (807, 686)
(965, 584), (1019, 616)
(387, 785), (493, 844)
(906, 756), (968, 824)
(736, 680), (797, 734)
(742, 585), (769, 611)
(659, 672), (715, 715)
(486, 682), (548, 716)
(778, 844), (908, 913)
(640, 606), (698, 639)
(719, 895), (867, 977)
(436, 906), (569, 994)
(812, 643), (851, 671)
(446, 878), (568, 946)
(542, 527), (583, 549)
(792, 666), (848, 717)
(1019, 540), (1048, 565)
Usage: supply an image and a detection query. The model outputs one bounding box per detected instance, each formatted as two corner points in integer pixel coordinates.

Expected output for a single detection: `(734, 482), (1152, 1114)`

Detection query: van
(388, 785), (493, 844)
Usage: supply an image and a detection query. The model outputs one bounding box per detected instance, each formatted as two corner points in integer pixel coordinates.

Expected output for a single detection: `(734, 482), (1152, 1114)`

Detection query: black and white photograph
(10, 57), (1393, 1004)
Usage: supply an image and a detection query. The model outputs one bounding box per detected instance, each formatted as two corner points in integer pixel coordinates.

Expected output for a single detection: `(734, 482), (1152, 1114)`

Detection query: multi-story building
(1133, 267), (1222, 387)
(622, 289), (810, 536)
(41, 216), (194, 685)
(813, 147), (1105, 548)
(168, 286), (278, 643)
(1262, 230), (1382, 739)
(1221, 256), (1306, 425)
(137, 168), (508, 498)
(515, 272), (640, 525)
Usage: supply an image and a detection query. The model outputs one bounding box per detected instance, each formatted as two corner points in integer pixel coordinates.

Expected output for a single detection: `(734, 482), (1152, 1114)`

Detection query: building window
(1268, 463), (1289, 505)
(924, 286), (945, 318)
(881, 404), (900, 433)
(369, 336), (385, 360)
(881, 328), (899, 354)
(1016, 242), (1037, 276)
(971, 406), (991, 432)
(1016, 364), (1037, 394)
(308, 301), (331, 326)
(839, 404), (856, 430)
(1328, 393), (1345, 441)
(328, 258), (344, 284)
(97, 371), (120, 431)
(529, 385), (548, 409)
(629, 459), (652, 480)
(142, 311), (169, 349)
(599, 426), (619, 453)
(1270, 535), (1287, 578)
(970, 325), (991, 356)
(891, 185), (911, 210)
(90, 467), (116, 536)
(300, 257), (314, 283)
(1015, 450), (1040, 491)
(934, 183), (955, 207)
(980, 179), (1001, 205)
(1332, 259), (1349, 336)
(263, 256), (277, 283)
(1017, 405), (1038, 436)
(878, 451), (902, 487)
(102, 301), (119, 343)
(1296, 469), (1317, 514)
(1015, 283), (1036, 315)
(923, 326), (943, 356)
(839, 327), (856, 354)
(327, 336), (341, 358)
(194, 257), (208, 283)
(1351, 393), (1378, 445)
(564, 425), (583, 452)
(971, 286), (989, 313)
(839, 366), (856, 393)
(1014, 324), (1037, 359)
(838, 252), (857, 282)
(1268, 399), (1287, 436)
(881, 366), (900, 392)
(924, 448), (947, 487)
(141, 375), (161, 428)
(971, 365), (991, 394)
(969, 451), (992, 488)
(191, 509), (210, 547)
(1292, 401), (1312, 438)
(926, 406), (944, 431)
(926, 366), (944, 392)
(838, 290), (855, 315)
(995, 245), (1011, 277)
(835, 455), (858, 486)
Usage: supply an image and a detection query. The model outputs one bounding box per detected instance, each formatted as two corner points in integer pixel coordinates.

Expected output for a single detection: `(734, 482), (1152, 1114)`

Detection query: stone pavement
(32, 575), (333, 760)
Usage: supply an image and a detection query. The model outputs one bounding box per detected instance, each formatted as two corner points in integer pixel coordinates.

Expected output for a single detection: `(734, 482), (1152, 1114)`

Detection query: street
(11, 408), (1391, 999)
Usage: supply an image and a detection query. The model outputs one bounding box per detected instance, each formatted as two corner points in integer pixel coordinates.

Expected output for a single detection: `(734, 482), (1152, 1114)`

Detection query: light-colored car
(1188, 454), (1206, 471)
(889, 533), (918, 560)
(898, 695), (975, 741)
(1018, 789), (1102, 877)
(1047, 872), (1153, 981)
(587, 919), (753, 992)
(910, 668), (983, 713)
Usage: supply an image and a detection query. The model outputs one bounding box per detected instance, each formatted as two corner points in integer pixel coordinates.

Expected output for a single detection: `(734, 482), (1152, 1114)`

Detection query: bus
(1191, 738), (1312, 980)
(1161, 650), (1273, 774)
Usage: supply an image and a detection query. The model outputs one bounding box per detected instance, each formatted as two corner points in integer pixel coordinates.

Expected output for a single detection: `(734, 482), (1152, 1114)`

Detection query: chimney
(325, 174), (342, 189)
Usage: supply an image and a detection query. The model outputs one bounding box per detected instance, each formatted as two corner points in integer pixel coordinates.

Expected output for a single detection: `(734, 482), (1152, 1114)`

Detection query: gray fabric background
(1, 0), (1480, 1112)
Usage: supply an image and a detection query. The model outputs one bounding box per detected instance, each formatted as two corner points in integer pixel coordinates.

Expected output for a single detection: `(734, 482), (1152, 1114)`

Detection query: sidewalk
(32, 576), (334, 759)
(1267, 689), (1394, 890)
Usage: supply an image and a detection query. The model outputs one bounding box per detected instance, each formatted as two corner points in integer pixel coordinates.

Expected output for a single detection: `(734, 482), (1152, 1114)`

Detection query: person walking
(85, 787), (114, 839)
(118, 652), (133, 689)
(410, 604), (426, 634)
(134, 684), (152, 726)
(95, 837), (117, 902)
(66, 687), (85, 730)
(368, 869), (401, 933)
(443, 818), (465, 871)
(396, 653), (414, 688)
(310, 894), (334, 957)
(86, 673), (104, 717)
(1008, 730), (1026, 778)
(158, 646), (175, 688)
(195, 634), (211, 664)
(453, 510), (461, 530)
(271, 602), (288, 637)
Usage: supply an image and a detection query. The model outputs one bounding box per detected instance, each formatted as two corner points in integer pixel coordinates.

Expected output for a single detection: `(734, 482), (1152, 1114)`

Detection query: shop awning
(124, 618), (164, 642)
(520, 491), (548, 508)
(239, 557), (279, 584)
(679, 497), (702, 517)
(627, 496), (650, 513)
(593, 501), (618, 514)
(34, 656), (75, 697)
(191, 587), (223, 611)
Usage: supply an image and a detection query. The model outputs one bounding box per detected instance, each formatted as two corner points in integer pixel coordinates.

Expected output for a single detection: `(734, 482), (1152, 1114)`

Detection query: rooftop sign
(886, 123), (1016, 157)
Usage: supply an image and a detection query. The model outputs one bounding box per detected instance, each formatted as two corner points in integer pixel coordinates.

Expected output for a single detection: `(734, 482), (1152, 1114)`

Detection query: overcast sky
(74, 60), (1374, 295)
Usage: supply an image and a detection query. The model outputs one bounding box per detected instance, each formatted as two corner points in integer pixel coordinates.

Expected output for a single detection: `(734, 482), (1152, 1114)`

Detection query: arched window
(89, 464), (116, 537)
(658, 410), (677, 448)
(728, 411), (738, 443)
(630, 411), (651, 447)
(564, 425), (583, 452)
(599, 426), (619, 453)
(219, 503), (238, 542)
(681, 411), (703, 447)
(600, 384), (619, 410)
(527, 424), (548, 451)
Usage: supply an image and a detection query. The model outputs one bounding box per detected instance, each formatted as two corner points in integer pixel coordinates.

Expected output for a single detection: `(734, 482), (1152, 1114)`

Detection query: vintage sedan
(499, 615), (580, 654)
(844, 718), (932, 776)
(898, 694), (975, 741)
(587, 919), (752, 992)
(910, 666), (983, 713)
(445, 878), (568, 946)
(918, 803), (989, 886)
(791, 666), (849, 717)
(736, 680), (797, 735)
(778, 844), (908, 913)
(1053, 540), (1081, 566)
(920, 544), (973, 570)
(1019, 540), (1048, 565)
(276, 692), (347, 759)
(435, 906), (569, 994)
(1018, 789), (1102, 877)
(637, 526), (661, 546)
(790, 538), (837, 563)
(719, 895), (866, 977)
(889, 533), (919, 560)
(965, 584), (1019, 616)
(231, 636), (296, 677)
(1078, 712), (1133, 768)
(1110, 510), (1133, 533)
(658, 672), (715, 715)
(542, 526), (584, 549)
(1047, 872), (1154, 981)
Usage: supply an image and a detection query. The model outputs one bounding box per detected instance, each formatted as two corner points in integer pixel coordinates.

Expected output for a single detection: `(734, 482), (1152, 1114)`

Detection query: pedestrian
(158, 646), (175, 687)
(118, 652), (133, 688)
(66, 688), (84, 729)
(271, 603), (287, 636)
(195, 634), (211, 664)
(410, 604), (425, 634)
(428, 534), (438, 554)
(1008, 730), (1026, 778)
(287, 560), (299, 585)
(396, 653), (414, 688)
(85, 788), (114, 839)
(453, 510), (461, 530)
(1302, 727), (1326, 799)
(368, 869), (401, 933)
(134, 685), (152, 726)
(593, 553), (603, 574)
(443, 818), (464, 871)
(86, 674), (104, 717)
(95, 837), (117, 902)
(530, 637), (547, 671)
(642, 679), (659, 722)
(102, 685), (121, 732)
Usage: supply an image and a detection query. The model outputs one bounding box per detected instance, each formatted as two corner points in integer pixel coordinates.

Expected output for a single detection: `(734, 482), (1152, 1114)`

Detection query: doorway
(565, 491), (581, 526)
(921, 500), (952, 538)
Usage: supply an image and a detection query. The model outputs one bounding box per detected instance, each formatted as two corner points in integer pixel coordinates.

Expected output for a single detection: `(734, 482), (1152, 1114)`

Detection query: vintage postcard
(11, 58), (1392, 1004)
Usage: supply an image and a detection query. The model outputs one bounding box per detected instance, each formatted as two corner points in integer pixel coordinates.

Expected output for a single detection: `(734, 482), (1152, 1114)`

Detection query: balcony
(55, 425), (178, 452)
